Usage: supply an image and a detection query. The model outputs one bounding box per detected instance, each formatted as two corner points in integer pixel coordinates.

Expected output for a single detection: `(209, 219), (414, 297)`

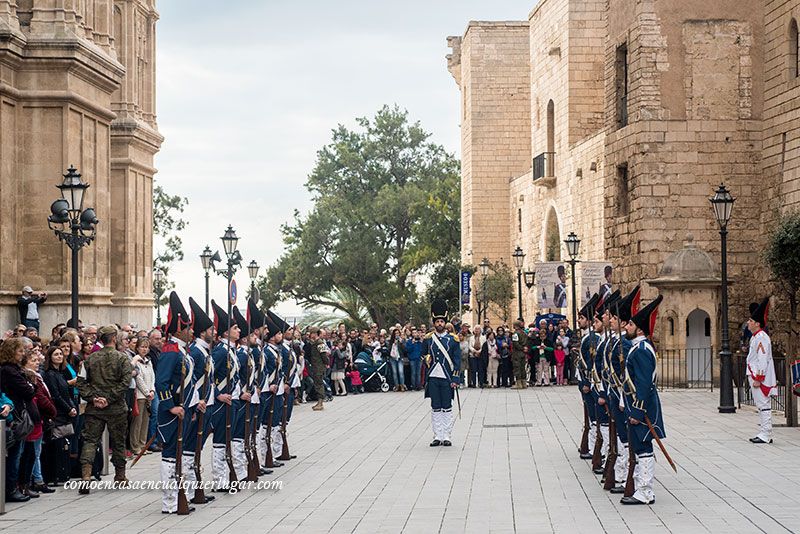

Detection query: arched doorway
(543, 207), (561, 261)
(686, 308), (712, 384)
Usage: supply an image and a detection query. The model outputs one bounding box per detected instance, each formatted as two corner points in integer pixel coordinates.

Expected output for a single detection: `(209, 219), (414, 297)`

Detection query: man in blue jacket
(405, 328), (424, 391)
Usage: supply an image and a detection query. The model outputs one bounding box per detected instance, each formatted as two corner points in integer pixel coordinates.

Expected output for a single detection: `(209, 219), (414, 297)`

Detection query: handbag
(50, 422), (75, 440)
(8, 405), (34, 447)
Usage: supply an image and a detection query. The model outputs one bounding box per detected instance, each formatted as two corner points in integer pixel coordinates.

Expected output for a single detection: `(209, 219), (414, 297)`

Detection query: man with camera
(17, 286), (47, 333)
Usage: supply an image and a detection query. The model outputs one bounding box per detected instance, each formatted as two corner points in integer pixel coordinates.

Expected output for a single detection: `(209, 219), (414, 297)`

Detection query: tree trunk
(788, 294), (798, 426)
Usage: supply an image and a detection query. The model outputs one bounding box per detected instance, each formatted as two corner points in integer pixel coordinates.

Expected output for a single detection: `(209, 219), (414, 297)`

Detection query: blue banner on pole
(460, 271), (471, 305)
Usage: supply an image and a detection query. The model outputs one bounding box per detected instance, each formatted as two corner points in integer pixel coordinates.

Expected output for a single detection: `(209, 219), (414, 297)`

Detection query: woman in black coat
(42, 346), (76, 486)
(0, 338), (37, 502)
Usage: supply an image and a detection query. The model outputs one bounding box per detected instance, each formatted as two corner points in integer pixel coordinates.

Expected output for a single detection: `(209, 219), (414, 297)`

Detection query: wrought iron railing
(532, 152), (555, 181)
(656, 347), (714, 390)
(733, 352), (787, 412)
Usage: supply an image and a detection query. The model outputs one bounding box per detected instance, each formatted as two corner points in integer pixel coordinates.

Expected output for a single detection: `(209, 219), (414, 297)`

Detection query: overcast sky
(155, 0), (531, 318)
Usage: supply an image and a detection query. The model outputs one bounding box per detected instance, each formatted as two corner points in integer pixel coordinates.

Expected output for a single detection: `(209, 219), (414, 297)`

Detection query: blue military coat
(624, 336), (666, 443)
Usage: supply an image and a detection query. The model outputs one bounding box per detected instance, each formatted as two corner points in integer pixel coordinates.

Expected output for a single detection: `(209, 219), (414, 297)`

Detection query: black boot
(429, 439), (441, 447)
(5, 488), (30, 503)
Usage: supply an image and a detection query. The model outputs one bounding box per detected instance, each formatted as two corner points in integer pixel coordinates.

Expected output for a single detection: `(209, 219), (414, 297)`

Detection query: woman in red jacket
(18, 351), (57, 498)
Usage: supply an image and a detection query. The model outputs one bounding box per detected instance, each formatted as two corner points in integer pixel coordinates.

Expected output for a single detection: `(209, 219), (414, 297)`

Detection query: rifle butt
(177, 489), (191, 515)
(578, 404), (590, 455)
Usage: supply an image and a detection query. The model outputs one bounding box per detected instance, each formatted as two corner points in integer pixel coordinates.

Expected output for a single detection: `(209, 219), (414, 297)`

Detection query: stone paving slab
(1, 386), (798, 533)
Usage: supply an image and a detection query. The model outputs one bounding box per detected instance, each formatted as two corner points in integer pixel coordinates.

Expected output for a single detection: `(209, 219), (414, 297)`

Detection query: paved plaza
(1, 386), (798, 534)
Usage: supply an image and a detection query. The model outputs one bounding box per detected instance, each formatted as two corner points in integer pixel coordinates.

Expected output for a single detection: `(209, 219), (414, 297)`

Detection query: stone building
(447, 0), (800, 355)
(0, 0), (162, 329)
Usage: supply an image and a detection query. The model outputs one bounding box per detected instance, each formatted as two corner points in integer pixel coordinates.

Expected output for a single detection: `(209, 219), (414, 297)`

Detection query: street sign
(460, 271), (471, 305)
(229, 279), (237, 306)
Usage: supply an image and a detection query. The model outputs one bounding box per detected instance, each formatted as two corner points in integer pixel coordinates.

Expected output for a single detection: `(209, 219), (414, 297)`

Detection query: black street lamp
(480, 258), (490, 324)
(200, 245), (220, 315)
(407, 271), (417, 323)
(248, 260), (260, 303)
(47, 166), (99, 328)
(524, 270), (536, 290)
(565, 232), (581, 332)
(217, 225), (242, 335)
(512, 247), (525, 321)
(710, 184), (736, 414)
(154, 269), (165, 325)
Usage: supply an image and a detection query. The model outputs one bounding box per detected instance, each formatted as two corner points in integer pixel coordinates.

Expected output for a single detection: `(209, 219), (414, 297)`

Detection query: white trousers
(271, 426), (283, 458)
(632, 453), (655, 503)
(431, 409), (455, 441)
(587, 422), (596, 452)
(614, 441), (628, 485)
(751, 386), (773, 442)
(232, 439), (246, 481)
(212, 444), (229, 489)
(600, 424), (610, 458)
(160, 460), (177, 513)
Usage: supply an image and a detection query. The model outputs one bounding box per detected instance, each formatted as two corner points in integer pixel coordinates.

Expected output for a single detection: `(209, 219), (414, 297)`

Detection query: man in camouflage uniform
(77, 325), (133, 494)
(511, 320), (528, 389)
(305, 326), (328, 411)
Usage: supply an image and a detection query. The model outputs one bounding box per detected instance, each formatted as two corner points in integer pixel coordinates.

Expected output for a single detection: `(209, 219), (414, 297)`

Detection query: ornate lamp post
(565, 232), (581, 332)
(248, 259), (260, 300)
(154, 269), (165, 326)
(512, 247), (525, 321)
(407, 271), (417, 323)
(218, 225), (242, 335)
(479, 258), (490, 324)
(200, 245), (220, 314)
(710, 184), (736, 414)
(47, 166), (99, 327)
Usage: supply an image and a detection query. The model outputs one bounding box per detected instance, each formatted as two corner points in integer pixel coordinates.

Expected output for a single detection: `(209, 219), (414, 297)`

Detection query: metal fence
(657, 347), (714, 390)
(733, 352), (787, 412)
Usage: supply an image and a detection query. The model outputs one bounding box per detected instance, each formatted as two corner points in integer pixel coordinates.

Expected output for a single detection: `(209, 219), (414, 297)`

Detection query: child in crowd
(554, 328), (568, 385)
(347, 362), (364, 394)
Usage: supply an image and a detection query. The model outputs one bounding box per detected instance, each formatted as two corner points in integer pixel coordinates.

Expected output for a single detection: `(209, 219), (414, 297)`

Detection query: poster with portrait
(535, 262), (568, 309)
(580, 262), (613, 307)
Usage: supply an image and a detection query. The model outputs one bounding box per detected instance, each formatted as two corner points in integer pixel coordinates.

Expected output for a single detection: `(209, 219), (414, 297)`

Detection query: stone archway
(543, 206), (561, 261)
(686, 308), (712, 384)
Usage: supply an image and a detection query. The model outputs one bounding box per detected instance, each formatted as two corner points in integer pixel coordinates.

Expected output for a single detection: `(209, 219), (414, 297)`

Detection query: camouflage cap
(98, 325), (118, 337)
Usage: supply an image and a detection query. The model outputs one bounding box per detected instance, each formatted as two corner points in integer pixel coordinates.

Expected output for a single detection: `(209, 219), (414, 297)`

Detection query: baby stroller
(355, 351), (390, 392)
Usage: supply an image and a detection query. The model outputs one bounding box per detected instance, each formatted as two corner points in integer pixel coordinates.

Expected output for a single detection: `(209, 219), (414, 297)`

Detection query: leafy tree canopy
(261, 105), (460, 325)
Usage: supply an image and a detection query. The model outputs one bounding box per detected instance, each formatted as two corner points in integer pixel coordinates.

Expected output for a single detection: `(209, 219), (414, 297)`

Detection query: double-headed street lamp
(565, 232), (581, 332)
(154, 269), (165, 325)
(710, 184), (736, 414)
(47, 166), (99, 327)
(512, 247), (525, 321)
(217, 225), (242, 334)
(479, 258), (490, 323)
(200, 245), (221, 314)
(248, 260), (260, 303)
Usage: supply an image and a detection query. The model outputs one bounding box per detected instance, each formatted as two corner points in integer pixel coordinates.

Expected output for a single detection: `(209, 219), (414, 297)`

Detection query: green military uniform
(306, 338), (328, 406)
(511, 327), (527, 388)
(78, 344), (132, 469)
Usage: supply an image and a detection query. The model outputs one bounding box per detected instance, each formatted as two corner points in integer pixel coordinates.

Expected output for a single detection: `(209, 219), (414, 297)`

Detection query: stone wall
(448, 22), (531, 323)
(0, 0), (161, 330)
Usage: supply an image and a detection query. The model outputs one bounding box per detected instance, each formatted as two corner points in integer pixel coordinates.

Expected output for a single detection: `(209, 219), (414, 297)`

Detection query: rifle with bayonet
(175, 353), (190, 515)
(193, 351), (211, 504)
(590, 331), (604, 472)
(243, 345), (258, 481)
(575, 327), (592, 456)
(224, 342), (237, 485)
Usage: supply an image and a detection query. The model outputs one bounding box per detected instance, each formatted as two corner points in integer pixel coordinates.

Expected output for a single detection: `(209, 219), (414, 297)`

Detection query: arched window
(546, 100), (555, 153)
(791, 18), (799, 79)
(668, 317), (675, 337)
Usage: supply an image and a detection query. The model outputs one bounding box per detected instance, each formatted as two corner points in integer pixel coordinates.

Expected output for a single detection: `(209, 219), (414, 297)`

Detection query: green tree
(765, 210), (800, 426)
(485, 260), (515, 324)
(153, 182), (188, 305)
(263, 105), (460, 325)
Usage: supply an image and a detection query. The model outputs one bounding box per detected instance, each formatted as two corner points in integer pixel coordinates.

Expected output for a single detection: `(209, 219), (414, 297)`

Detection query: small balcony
(532, 152), (556, 187)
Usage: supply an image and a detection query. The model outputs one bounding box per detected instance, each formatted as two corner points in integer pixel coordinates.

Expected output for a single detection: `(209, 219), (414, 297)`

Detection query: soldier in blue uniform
(605, 286), (639, 493)
(592, 290), (619, 473)
(576, 293), (600, 460)
(232, 306), (255, 481)
(210, 300), (240, 489)
(260, 314), (286, 466)
(423, 299), (461, 447)
(183, 297), (216, 504)
(268, 309), (297, 461)
(621, 295), (666, 505)
(246, 299), (270, 473)
(155, 292), (196, 514)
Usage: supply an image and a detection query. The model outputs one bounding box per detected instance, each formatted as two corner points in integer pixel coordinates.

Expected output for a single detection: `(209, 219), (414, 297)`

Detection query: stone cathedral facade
(0, 0), (161, 328)
(448, 0), (800, 352)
